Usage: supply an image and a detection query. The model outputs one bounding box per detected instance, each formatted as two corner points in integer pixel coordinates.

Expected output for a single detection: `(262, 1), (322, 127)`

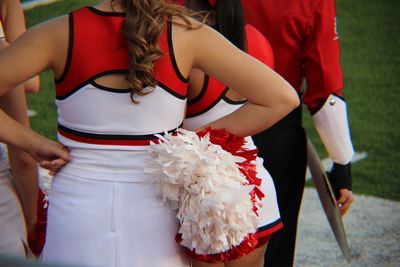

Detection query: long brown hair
(112, 0), (198, 103)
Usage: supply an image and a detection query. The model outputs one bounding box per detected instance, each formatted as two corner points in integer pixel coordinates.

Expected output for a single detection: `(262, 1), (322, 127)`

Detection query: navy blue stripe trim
(186, 86), (229, 118)
(257, 218), (282, 232)
(86, 6), (125, 17)
(56, 70), (127, 100)
(58, 123), (182, 140)
(222, 96), (247, 105)
(90, 81), (131, 93)
(188, 74), (209, 105)
(90, 80), (187, 98)
(156, 81), (188, 100)
(55, 13), (74, 84)
(167, 20), (189, 83)
(57, 73), (187, 100)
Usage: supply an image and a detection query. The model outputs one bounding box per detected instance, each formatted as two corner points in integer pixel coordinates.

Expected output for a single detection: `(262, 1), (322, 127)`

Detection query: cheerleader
(181, 1), (283, 266)
(0, 0), (299, 266)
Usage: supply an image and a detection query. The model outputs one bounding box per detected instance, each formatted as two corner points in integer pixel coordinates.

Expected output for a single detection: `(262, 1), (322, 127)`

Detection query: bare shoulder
(170, 15), (208, 36)
(2, 0), (22, 7)
(0, 0), (24, 19)
(29, 15), (69, 37)
(0, 15), (70, 77)
(1, 14), (69, 55)
(18, 15), (69, 57)
(170, 14), (222, 49)
(29, 15), (70, 75)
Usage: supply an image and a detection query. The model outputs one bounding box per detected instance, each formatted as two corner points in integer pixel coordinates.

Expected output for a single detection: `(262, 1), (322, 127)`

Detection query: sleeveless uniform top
(184, 24), (273, 130)
(56, 7), (188, 178)
(56, 7), (188, 149)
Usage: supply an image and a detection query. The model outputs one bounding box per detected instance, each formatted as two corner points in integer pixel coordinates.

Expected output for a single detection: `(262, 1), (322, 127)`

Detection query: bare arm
(0, 18), (70, 162)
(2, 0), (26, 42)
(0, 9), (40, 231)
(2, 0), (40, 93)
(175, 22), (300, 137)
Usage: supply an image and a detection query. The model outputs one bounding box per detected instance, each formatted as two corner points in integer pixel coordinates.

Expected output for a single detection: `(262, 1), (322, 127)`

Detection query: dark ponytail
(212, 0), (246, 52)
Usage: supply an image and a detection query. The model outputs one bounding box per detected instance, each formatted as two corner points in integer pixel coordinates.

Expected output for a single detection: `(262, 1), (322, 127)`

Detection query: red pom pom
(177, 233), (259, 263)
(28, 189), (47, 257)
(208, 0), (218, 8)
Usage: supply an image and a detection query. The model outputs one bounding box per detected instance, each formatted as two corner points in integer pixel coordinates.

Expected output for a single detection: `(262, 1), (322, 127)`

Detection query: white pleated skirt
(41, 168), (190, 267)
(0, 168), (27, 257)
(255, 156), (283, 234)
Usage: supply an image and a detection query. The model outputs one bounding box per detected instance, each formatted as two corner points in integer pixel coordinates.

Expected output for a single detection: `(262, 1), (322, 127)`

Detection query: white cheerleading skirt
(254, 156), (282, 235)
(245, 137), (283, 239)
(41, 148), (190, 267)
(0, 149), (27, 256)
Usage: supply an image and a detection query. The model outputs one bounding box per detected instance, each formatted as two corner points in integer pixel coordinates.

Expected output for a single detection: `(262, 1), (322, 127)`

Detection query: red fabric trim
(177, 233), (259, 263)
(58, 129), (160, 146)
(254, 221), (284, 248)
(255, 234), (271, 248)
(186, 24), (274, 116)
(28, 190), (48, 257)
(186, 77), (226, 117)
(208, 0), (217, 8)
(256, 221), (284, 239)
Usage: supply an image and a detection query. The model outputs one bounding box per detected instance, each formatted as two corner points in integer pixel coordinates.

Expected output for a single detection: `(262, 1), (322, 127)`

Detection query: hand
(28, 134), (71, 166)
(39, 158), (68, 175)
(327, 162), (353, 216)
(337, 188), (353, 216)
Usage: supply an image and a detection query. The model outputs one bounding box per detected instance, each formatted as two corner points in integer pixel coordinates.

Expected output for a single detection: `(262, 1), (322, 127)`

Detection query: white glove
(312, 94), (354, 165)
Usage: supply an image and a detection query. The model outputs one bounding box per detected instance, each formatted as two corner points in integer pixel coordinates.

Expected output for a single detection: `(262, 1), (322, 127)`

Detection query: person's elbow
(24, 76), (40, 94)
(282, 87), (300, 112)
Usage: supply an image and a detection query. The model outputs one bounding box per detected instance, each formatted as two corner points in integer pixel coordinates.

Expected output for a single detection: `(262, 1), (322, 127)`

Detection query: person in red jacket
(240, 0), (355, 266)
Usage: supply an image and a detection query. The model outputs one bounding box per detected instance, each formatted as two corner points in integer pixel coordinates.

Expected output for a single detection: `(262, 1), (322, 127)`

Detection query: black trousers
(252, 106), (307, 267)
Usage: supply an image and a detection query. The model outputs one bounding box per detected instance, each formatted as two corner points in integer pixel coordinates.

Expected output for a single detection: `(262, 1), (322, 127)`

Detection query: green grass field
(24, 0), (400, 200)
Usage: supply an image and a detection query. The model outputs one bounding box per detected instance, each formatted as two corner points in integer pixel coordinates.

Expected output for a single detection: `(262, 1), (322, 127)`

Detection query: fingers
(54, 143), (72, 162)
(32, 135), (72, 163)
(39, 158), (68, 174)
(36, 140), (71, 176)
(337, 189), (354, 216)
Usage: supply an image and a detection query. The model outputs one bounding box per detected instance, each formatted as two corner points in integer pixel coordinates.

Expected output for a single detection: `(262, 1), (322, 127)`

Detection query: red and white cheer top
(184, 24), (273, 127)
(56, 7), (188, 150)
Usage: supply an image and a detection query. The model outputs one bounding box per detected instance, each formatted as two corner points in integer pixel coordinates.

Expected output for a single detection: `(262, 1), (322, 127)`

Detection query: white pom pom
(38, 167), (53, 208)
(145, 129), (259, 254)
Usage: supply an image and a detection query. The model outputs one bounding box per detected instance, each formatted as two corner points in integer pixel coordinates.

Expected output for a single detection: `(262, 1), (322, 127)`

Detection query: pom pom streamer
(145, 128), (264, 261)
(38, 168), (53, 208)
